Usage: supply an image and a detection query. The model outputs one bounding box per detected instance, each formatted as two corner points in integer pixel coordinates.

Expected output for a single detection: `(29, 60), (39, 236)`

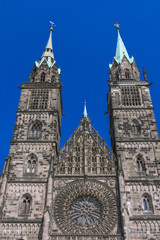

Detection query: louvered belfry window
(121, 86), (141, 106)
(30, 90), (49, 110)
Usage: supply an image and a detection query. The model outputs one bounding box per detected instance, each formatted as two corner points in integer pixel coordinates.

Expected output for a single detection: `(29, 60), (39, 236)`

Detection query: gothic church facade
(0, 24), (160, 240)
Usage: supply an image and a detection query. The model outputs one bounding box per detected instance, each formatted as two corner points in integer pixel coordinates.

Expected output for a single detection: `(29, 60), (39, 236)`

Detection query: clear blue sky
(0, 0), (160, 172)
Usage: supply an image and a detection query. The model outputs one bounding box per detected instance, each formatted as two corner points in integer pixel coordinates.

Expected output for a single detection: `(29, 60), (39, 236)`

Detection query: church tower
(0, 24), (62, 239)
(1, 23), (160, 240)
(108, 24), (160, 239)
(0, 24), (122, 240)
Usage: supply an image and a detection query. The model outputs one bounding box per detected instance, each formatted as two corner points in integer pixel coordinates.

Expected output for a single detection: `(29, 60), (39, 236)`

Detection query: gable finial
(114, 20), (120, 30)
(83, 101), (88, 118)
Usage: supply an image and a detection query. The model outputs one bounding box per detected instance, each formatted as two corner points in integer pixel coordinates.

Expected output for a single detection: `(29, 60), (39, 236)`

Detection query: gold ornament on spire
(114, 20), (120, 30)
(50, 21), (55, 31)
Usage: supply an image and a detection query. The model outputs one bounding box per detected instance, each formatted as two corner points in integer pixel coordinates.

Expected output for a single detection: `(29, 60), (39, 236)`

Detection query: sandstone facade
(0, 26), (159, 240)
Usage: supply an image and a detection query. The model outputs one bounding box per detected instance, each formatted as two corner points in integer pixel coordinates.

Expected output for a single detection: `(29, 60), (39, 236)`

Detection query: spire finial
(114, 20), (120, 30)
(50, 21), (55, 31)
(83, 101), (88, 118)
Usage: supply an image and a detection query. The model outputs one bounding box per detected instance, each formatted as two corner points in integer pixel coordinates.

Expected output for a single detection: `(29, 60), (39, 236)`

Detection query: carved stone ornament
(54, 180), (66, 189)
(54, 180), (117, 235)
(107, 179), (116, 188)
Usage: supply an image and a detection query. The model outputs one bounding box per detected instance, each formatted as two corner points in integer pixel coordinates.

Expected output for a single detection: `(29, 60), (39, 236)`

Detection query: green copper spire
(115, 29), (132, 63)
(109, 23), (134, 68)
(83, 101), (88, 118)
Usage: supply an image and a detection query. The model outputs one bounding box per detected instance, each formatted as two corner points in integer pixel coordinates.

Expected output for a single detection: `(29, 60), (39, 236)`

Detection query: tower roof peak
(83, 101), (88, 118)
(114, 21), (120, 30)
(109, 24), (134, 68)
(42, 22), (55, 59)
(115, 28), (133, 64)
(35, 22), (57, 68)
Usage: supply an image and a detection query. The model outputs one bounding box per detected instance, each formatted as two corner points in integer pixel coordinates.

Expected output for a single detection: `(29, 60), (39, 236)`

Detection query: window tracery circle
(70, 196), (102, 227)
(54, 180), (117, 235)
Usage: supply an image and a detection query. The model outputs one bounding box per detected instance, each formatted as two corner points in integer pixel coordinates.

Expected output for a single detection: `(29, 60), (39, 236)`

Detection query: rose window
(70, 196), (102, 227)
(54, 180), (117, 235)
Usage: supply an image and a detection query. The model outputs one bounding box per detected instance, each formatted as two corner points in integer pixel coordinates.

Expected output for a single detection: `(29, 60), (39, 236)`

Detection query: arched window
(41, 72), (45, 82)
(60, 161), (65, 174)
(29, 121), (42, 139)
(125, 69), (130, 79)
(75, 157), (80, 174)
(20, 194), (32, 215)
(136, 155), (146, 173)
(132, 119), (141, 134)
(68, 156), (72, 174)
(51, 75), (55, 83)
(100, 156), (105, 174)
(115, 72), (119, 80)
(92, 156), (97, 174)
(142, 194), (153, 212)
(26, 154), (37, 174)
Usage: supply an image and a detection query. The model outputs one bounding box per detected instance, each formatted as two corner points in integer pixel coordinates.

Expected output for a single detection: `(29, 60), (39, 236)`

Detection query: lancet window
(142, 194), (153, 212)
(136, 155), (146, 173)
(67, 156), (72, 174)
(59, 161), (65, 174)
(100, 156), (105, 174)
(41, 72), (45, 82)
(26, 154), (37, 174)
(29, 121), (42, 139)
(75, 157), (80, 174)
(132, 119), (141, 134)
(92, 156), (97, 174)
(51, 75), (55, 82)
(20, 194), (32, 215)
(125, 69), (130, 79)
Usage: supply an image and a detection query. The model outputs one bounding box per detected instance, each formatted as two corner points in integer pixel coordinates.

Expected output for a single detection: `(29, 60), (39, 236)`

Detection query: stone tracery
(70, 196), (102, 227)
(54, 180), (117, 235)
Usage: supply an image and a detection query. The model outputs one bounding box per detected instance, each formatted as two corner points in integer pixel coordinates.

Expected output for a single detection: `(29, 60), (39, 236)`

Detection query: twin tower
(0, 24), (160, 240)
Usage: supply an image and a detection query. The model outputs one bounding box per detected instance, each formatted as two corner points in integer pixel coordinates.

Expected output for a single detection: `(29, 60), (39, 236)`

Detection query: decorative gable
(57, 117), (115, 176)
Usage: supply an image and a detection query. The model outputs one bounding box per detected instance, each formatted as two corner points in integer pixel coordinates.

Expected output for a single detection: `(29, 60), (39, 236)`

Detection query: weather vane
(114, 20), (120, 30)
(50, 21), (56, 31)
